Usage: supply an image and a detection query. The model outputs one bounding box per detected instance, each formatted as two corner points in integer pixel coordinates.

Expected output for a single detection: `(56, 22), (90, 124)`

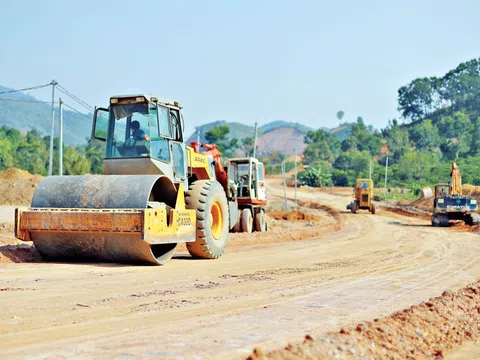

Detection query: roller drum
(24, 175), (180, 265)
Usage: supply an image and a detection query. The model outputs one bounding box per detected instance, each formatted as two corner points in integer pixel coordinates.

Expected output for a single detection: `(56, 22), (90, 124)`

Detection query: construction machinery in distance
(432, 162), (479, 226)
(347, 178), (376, 214)
(15, 94), (267, 265)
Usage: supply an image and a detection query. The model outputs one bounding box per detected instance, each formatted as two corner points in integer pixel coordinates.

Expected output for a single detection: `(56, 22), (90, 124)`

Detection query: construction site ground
(0, 174), (480, 359)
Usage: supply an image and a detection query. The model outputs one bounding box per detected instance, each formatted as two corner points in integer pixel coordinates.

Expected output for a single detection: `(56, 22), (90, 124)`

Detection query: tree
(356, 116), (364, 125)
(397, 77), (440, 122)
(85, 138), (105, 174)
(336, 110), (345, 123)
(205, 125), (239, 158)
(385, 119), (411, 157)
(394, 151), (440, 185)
(349, 122), (382, 155)
(267, 151), (286, 164)
(437, 111), (474, 159)
(241, 137), (254, 157)
(303, 129), (341, 163)
(408, 119), (440, 151)
(63, 147), (91, 175)
(440, 58), (480, 114)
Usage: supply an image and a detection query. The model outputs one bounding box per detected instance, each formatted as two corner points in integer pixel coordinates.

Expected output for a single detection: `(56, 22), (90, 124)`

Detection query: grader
(15, 94), (267, 265)
(346, 178), (376, 214)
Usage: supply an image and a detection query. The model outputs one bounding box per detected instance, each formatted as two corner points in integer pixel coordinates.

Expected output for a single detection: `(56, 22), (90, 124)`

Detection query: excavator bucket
(15, 175), (196, 265)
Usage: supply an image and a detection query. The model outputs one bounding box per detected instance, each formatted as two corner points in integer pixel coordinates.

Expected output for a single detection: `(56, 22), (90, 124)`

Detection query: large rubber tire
(371, 204), (376, 215)
(241, 208), (253, 233)
(255, 209), (267, 232)
(185, 180), (229, 259)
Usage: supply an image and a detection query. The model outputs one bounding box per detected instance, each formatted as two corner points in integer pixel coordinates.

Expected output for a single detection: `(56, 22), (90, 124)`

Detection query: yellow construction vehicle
(432, 162), (479, 226)
(346, 178), (376, 214)
(14, 94), (256, 265)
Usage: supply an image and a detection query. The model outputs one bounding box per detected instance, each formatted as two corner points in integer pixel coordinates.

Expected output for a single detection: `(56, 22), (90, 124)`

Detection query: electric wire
(0, 83), (51, 96)
(62, 102), (92, 120)
(57, 85), (93, 111)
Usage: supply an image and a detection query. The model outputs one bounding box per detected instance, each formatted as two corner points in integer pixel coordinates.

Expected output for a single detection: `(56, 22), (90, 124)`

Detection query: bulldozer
(432, 162), (479, 226)
(14, 94), (265, 265)
(346, 178), (376, 214)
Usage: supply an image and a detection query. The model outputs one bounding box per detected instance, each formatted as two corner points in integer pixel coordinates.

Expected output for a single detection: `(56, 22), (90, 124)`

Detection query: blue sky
(1, 0), (479, 137)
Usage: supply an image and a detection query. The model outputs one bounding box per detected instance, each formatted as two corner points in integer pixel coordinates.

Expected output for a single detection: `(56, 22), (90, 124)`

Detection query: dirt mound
(411, 197), (434, 212)
(462, 184), (480, 198)
(0, 168), (35, 180)
(248, 280), (480, 360)
(0, 244), (40, 263)
(269, 210), (319, 222)
(0, 168), (43, 206)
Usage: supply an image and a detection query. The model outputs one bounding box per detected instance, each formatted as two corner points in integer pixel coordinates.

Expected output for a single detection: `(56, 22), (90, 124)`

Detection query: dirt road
(1, 182), (480, 359)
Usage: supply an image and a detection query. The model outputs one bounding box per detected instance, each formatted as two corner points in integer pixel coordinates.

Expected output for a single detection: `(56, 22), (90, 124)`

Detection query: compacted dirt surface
(1, 175), (480, 359)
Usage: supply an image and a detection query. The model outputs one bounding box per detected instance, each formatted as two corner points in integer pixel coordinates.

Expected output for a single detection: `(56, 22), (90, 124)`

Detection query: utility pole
(59, 98), (63, 176)
(319, 164), (322, 187)
(197, 130), (201, 145)
(384, 156), (389, 194)
(294, 148), (297, 208)
(253, 121), (258, 158)
(282, 162), (288, 210)
(48, 79), (58, 176)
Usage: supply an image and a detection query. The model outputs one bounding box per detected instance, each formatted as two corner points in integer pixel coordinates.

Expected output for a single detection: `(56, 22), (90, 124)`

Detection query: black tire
(241, 208), (253, 233)
(255, 209), (267, 232)
(371, 204), (376, 215)
(185, 180), (229, 259)
(464, 214), (474, 226)
(351, 203), (357, 214)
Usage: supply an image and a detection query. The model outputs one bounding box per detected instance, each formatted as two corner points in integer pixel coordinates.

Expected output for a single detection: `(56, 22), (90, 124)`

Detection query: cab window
(170, 109), (181, 141)
(258, 163), (265, 181)
(158, 106), (172, 138)
(172, 143), (185, 179)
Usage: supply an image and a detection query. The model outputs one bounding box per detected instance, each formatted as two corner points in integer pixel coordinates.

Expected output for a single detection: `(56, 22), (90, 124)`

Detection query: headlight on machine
(437, 198), (444, 204)
(471, 199), (477, 205)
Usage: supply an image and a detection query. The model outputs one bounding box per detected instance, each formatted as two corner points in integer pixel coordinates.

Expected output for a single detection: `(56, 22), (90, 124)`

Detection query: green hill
(0, 86), (92, 145)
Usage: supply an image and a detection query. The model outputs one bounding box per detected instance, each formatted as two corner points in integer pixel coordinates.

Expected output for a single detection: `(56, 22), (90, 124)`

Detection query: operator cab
(92, 95), (187, 183)
(435, 184), (450, 198)
(228, 157), (266, 202)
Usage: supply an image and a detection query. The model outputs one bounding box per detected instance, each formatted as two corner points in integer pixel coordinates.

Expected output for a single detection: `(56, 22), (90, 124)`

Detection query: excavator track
(15, 175), (196, 265)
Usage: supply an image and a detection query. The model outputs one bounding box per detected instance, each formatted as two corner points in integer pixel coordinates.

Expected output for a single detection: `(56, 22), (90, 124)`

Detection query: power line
(57, 85), (93, 111)
(0, 83), (51, 96)
(62, 102), (92, 120)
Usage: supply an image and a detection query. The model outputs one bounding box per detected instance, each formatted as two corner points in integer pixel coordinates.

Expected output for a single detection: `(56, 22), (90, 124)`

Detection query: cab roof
(110, 94), (182, 109)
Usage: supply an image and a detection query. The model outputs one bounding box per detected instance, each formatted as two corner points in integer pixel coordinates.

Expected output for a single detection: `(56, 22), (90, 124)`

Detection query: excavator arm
(450, 162), (462, 195)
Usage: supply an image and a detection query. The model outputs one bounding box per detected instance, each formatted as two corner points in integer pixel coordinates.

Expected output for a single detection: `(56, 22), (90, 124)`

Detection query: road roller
(14, 94), (242, 265)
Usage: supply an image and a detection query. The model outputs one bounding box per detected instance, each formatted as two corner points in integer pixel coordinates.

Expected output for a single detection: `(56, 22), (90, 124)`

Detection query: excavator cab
(228, 158), (267, 233)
